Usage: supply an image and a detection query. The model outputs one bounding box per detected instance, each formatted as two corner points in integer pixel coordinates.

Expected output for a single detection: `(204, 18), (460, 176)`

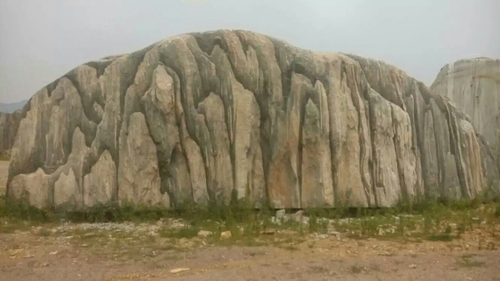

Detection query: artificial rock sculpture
(6, 30), (498, 210)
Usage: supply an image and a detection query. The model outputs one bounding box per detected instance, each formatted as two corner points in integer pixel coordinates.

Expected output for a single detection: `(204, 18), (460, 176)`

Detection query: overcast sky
(0, 0), (499, 103)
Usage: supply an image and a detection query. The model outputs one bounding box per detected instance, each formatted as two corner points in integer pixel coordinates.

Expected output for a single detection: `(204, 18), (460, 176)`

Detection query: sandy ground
(1, 160), (499, 281)
(0, 161), (8, 195)
(1, 230), (499, 281)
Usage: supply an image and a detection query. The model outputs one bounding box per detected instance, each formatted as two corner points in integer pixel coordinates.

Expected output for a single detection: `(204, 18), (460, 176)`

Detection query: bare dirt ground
(2, 227), (500, 281)
(1, 160), (499, 281)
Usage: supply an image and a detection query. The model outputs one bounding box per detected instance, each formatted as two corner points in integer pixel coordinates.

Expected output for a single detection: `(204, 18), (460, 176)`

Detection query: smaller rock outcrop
(431, 57), (500, 186)
(431, 58), (500, 162)
(0, 109), (23, 156)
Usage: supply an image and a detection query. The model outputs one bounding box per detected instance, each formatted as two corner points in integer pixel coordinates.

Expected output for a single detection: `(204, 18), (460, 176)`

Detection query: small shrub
(0, 152), (10, 161)
(0, 197), (52, 223)
(495, 204), (500, 218)
(426, 233), (454, 242)
(458, 255), (486, 267)
(161, 226), (200, 239)
(37, 228), (52, 237)
(350, 264), (364, 274)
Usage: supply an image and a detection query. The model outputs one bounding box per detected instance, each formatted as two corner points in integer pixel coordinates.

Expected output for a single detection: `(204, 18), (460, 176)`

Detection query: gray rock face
(0, 110), (23, 155)
(6, 30), (497, 210)
(431, 58), (500, 186)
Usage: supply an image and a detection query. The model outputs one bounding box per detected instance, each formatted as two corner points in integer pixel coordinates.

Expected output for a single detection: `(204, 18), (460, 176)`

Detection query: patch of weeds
(0, 220), (27, 233)
(0, 153), (10, 161)
(358, 216), (383, 238)
(495, 204), (500, 218)
(307, 265), (329, 274)
(350, 264), (364, 274)
(37, 227), (52, 237)
(247, 250), (266, 257)
(1, 183), (500, 253)
(461, 253), (477, 259)
(425, 222), (456, 241)
(69, 229), (110, 242)
(426, 233), (454, 241)
(457, 255), (485, 267)
(156, 244), (178, 252)
(61, 203), (169, 223)
(0, 196), (52, 223)
(307, 211), (328, 234)
(160, 226), (200, 239)
(273, 235), (303, 251)
(486, 241), (498, 250)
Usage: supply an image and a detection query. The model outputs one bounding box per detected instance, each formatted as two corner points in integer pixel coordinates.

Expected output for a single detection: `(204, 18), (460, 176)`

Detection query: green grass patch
(1, 187), (500, 249)
(160, 226), (200, 239)
(495, 204), (500, 218)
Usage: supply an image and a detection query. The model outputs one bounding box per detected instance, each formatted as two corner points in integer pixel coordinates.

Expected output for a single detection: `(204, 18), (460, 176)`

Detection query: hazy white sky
(0, 0), (499, 103)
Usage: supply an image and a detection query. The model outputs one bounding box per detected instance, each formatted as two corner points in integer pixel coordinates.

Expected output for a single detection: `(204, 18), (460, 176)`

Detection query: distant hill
(0, 99), (28, 113)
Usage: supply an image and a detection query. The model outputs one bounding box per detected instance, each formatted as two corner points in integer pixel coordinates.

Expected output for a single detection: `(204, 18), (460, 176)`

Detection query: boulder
(5, 30), (497, 210)
(0, 109), (23, 156)
(431, 58), (500, 188)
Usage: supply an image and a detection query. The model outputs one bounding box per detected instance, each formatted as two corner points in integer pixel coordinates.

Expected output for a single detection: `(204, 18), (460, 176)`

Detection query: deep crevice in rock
(447, 110), (468, 198)
(391, 106), (408, 201)
(45, 79), (60, 98)
(85, 60), (114, 78)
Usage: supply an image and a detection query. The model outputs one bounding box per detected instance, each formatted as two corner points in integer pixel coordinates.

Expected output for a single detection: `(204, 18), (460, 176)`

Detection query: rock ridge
(431, 57), (500, 172)
(6, 29), (498, 210)
(0, 109), (23, 156)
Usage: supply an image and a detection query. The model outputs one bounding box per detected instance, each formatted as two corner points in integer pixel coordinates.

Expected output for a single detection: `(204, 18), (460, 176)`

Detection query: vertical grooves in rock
(7, 30), (494, 210)
(348, 70), (373, 206)
(367, 90), (380, 206)
(297, 96), (308, 208)
(332, 61), (344, 206)
(405, 95), (422, 196)
(413, 92), (428, 196)
(447, 109), (468, 198)
(391, 106), (407, 201)
(430, 102), (446, 198)
(61, 77), (97, 148)
(85, 60), (114, 78)
(254, 72), (271, 203)
(160, 44), (197, 145)
(217, 58), (238, 200)
(365, 98), (377, 206)
(139, 99), (167, 199)
(112, 47), (152, 202)
(230, 92), (237, 199)
(156, 50), (194, 204)
(160, 66), (183, 203)
(201, 110), (217, 204)
(324, 61), (337, 207)
(45, 79), (60, 98)
(358, 103), (372, 206)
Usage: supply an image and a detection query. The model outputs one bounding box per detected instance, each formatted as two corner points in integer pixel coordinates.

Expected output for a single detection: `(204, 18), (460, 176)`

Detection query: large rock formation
(431, 58), (500, 178)
(6, 30), (498, 210)
(0, 110), (23, 156)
